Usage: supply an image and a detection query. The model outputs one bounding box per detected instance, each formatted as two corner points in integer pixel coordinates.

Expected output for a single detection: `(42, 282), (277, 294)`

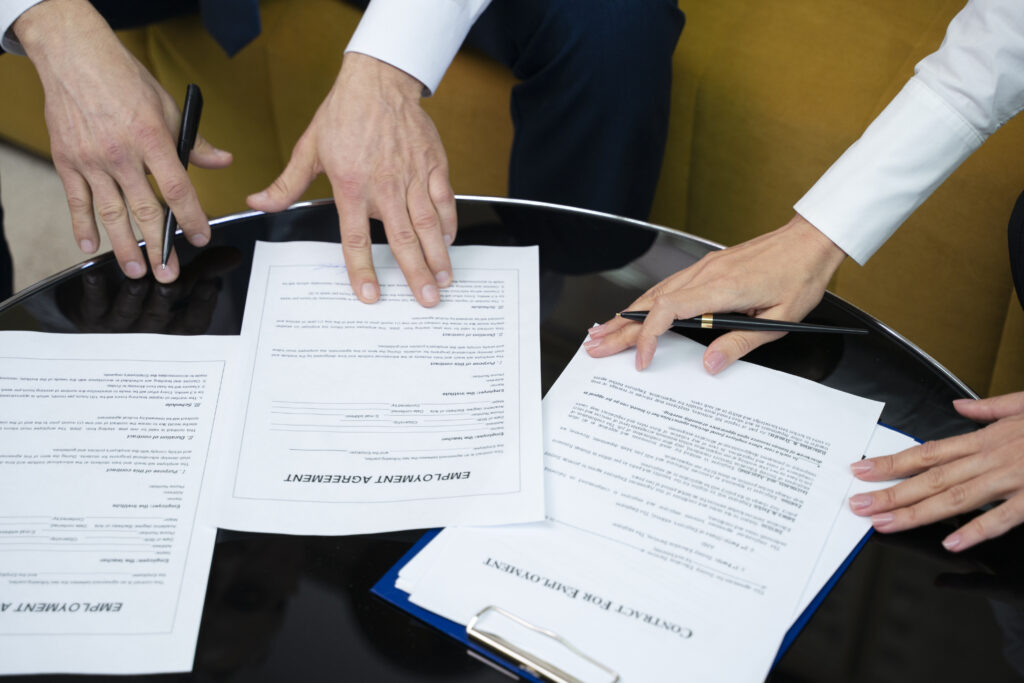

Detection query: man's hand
(15, 0), (232, 283)
(246, 52), (456, 308)
(585, 214), (847, 372)
(848, 391), (1024, 552)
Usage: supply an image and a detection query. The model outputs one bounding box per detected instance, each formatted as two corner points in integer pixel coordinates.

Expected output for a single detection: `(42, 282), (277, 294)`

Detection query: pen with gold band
(617, 310), (868, 335)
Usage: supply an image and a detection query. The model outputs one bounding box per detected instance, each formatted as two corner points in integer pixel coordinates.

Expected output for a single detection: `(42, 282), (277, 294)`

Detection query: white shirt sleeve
(1, 0), (46, 54)
(794, 0), (1024, 264)
(345, 0), (492, 96)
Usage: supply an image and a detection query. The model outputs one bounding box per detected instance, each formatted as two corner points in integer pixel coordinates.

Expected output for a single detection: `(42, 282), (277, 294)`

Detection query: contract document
(0, 331), (237, 675)
(393, 335), (886, 682)
(215, 242), (544, 535)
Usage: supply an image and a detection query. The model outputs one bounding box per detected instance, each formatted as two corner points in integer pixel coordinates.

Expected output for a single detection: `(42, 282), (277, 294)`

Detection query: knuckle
(428, 179), (453, 205)
(945, 483), (969, 508)
(134, 123), (166, 151)
(131, 201), (165, 225)
(269, 176), (292, 198)
(728, 334), (754, 358)
(373, 172), (404, 198)
(409, 207), (439, 233)
(97, 202), (128, 224)
(101, 140), (130, 168)
(991, 503), (1018, 534)
(878, 485), (899, 509)
(340, 229), (371, 250)
(161, 178), (192, 204)
(66, 194), (93, 215)
(901, 504), (919, 525)
(922, 465), (948, 493)
(916, 441), (943, 468)
(334, 174), (366, 202)
(388, 226), (420, 249)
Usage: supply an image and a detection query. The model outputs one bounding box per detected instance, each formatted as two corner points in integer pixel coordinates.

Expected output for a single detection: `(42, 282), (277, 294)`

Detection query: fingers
(406, 175), (452, 289)
(942, 495), (1024, 552)
(247, 134), (319, 213)
(954, 391), (1024, 423)
(87, 173), (148, 279)
(334, 187), (379, 304)
(114, 165), (180, 284)
(702, 329), (786, 375)
(377, 180), (440, 308)
(851, 432), (983, 483)
(57, 167), (100, 255)
(429, 166), (457, 253)
(145, 141), (210, 262)
(189, 134), (233, 169)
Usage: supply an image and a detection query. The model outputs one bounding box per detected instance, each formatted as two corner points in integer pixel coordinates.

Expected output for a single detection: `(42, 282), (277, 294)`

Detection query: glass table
(2, 197), (1021, 682)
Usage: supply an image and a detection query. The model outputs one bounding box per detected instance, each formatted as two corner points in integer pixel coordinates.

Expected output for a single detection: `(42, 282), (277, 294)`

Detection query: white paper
(399, 335), (885, 682)
(0, 331), (238, 675)
(216, 242), (544, 534)
(794, 425), (917, 617)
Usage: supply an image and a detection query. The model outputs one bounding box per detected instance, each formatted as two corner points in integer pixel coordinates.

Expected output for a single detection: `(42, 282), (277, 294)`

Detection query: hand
(848, 391), (1024, 552)
(247, 52), (456, 308)
(584, 214), (847, 372)
(15, 0), (232, 284)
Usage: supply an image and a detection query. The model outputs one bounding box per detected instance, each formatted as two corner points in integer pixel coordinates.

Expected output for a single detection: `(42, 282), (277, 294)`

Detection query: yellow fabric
(0, 0), (1020, 395)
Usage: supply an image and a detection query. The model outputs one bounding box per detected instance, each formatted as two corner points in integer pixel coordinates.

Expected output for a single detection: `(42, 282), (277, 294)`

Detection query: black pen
(161, 83), (203, 267)
(617, 310), (868, 335)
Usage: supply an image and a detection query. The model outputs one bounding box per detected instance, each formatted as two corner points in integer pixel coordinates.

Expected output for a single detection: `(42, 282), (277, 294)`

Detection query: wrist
(339, 51), (426, 102)
(14, 0), (104, 61)
(785, 213), (848, 275)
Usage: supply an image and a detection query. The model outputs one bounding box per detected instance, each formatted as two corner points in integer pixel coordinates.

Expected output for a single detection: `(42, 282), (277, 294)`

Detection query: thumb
(954, 391), (1024, 423)
(247, 135), (318, 212)
(703, 329), (785, 375)
(189, 134), (233, 169)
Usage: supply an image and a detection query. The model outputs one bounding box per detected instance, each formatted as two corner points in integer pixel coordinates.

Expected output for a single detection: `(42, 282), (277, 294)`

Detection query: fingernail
(125, 261), (145, 278)
(589, 323), (607, 337)
(952, 398), (974, 409)
(422, 284), (439, 305)
(249, 191), (268, 203)
(436, 270), (451, 287)
(850, 460), (873, 475)
(584, 338), (602, 350)
(444, 233), (454, 247)
(80, 239), (95, 253)
(870, 513), (894, 527)
(360, 282), (378, 302)
(849, 493), (872, 510)
(704, 351), (726, 375)
(190, 233), (209, 247)
(942, 534), (962, 551)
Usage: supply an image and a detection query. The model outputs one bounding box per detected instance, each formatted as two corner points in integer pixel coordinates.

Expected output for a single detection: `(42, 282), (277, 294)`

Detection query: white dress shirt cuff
(1, 0), (46, 54)
(345, 0), (488, 96)
(794, 79), (983, 265)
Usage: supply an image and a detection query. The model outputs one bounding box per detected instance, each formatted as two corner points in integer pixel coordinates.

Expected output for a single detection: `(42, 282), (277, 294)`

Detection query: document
(0, 331), (237, 675)
(215, 242), (544, 535)
(394, 335), (885, 682)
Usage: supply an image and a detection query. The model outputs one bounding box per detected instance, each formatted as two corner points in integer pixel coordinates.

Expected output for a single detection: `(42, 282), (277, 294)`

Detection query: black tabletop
(2, 198), (1021, 682)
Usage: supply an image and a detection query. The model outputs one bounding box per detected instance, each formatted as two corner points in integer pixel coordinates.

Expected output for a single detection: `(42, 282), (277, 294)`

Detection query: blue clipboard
(371, 424), (918, 680)
(371, 526), (870, 680)
(371, 528), (551, 682)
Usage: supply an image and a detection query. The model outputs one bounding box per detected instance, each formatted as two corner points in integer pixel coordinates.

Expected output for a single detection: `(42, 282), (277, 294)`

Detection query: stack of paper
(389, 335), (909, 682)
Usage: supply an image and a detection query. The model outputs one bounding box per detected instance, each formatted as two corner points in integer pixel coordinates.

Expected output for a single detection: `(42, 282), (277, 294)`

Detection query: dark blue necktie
(198, 0), (261, 56)
(1010, 191), (1024, 312)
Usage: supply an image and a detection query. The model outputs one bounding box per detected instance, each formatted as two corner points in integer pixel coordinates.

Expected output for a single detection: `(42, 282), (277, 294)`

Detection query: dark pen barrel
(617, 311), (868, 335)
